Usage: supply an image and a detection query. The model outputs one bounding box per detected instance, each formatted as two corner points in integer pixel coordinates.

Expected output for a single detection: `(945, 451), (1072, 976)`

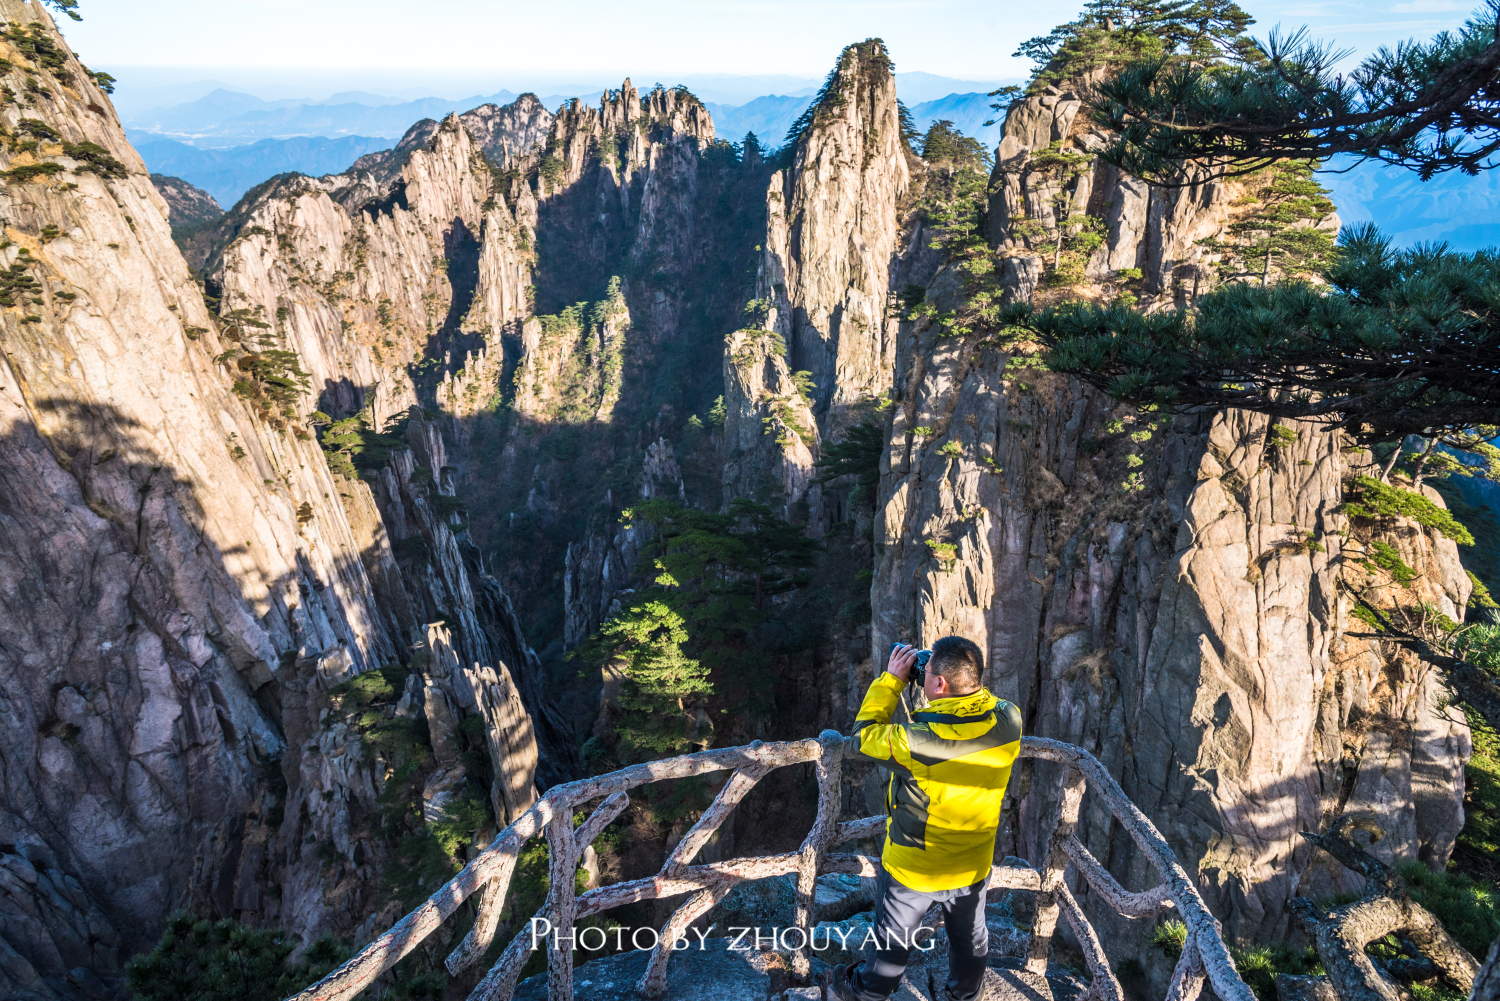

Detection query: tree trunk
(1262, 247), (1275, 286)
(1410, 437), (1439, 491)
(1381, 440), (1405, 482)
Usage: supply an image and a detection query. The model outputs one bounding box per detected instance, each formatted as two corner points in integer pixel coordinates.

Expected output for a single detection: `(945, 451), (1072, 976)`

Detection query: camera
(889, 642), (932, 688)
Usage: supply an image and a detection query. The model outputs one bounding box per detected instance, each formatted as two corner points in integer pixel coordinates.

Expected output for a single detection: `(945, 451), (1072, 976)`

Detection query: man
(832, 637), (1023, 1001)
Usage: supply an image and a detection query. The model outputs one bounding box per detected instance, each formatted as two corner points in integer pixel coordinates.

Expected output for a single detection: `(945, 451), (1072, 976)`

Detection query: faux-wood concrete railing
(284, 733), (1253, 1001)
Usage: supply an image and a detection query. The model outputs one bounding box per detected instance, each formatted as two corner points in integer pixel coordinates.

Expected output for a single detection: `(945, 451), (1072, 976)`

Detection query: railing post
(1056, 881), (1123, 1001)
(1026, 765), (1085, 975)
(545, 804), (579, 1001)
(636, 877), (738, 998)
(637, 760), (772, 998)
(446, 853), (519, 975)
(1165, 938), (1206, 1001)
(792, 730), (845, 979)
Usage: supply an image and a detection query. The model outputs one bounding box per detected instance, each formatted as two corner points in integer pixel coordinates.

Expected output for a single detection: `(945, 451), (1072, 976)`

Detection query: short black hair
(928, 636), (984, 693)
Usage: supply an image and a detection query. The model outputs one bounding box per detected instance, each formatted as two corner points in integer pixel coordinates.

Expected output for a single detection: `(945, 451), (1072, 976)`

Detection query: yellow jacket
(853, 673), (1022, 891)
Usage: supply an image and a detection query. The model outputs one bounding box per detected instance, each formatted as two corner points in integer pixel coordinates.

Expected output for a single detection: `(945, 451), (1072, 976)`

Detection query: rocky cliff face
(0, 6), (560, 998)
(870, 74), (1473, 972)
(986, 81), (1255, 305)
(348, 94), (554, 190)
(874, 284), (1470, 959)
(759, 40), (910, 426)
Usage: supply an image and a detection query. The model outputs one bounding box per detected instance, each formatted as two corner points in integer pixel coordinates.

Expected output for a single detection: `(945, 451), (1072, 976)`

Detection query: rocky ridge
(0, 5), (560, 998)
(865, 68), (1474, 992)
(348, 94), (555, 190)
(148, 172), (221, 229)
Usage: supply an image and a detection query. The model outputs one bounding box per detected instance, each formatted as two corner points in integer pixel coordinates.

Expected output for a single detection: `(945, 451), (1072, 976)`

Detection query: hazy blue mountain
(313, 91), (410, 107)
(1318, 158), (1500, 252)
(708, 90), (1000, 149)
(130, 133), (391, 207)
(909, 93), (998, 150)
(119, 73), (1015, 150)
(125, 88), (526, 144)
(895, 72), (1016, 104)
(658, 74), (819, 104)
(706, 95), (813, 146)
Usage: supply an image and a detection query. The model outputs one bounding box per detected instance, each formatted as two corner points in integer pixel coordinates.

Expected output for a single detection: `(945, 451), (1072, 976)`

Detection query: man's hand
(886, 643), (918, 684)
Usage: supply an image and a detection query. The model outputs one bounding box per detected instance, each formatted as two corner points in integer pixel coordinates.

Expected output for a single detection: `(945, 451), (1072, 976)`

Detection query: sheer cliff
(867, 69), (1474, 981)
(0, 5), (558, 999)
(760, 40), (910, 428)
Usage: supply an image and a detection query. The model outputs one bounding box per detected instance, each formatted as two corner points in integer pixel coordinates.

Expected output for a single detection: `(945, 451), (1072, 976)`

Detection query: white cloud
(1389, 0), (1468, 11)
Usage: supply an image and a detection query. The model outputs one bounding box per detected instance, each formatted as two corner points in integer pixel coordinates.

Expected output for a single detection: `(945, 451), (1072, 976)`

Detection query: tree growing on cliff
(1014, 225), (1500, 442)
(920, 120), (991, 170)
(581, 499), (819, 760)
(1091, 4), (1500, 181)
(1015, 0), (1260, 93)
(42, 0), (82, 20)
(1197, 160), (1338, 285)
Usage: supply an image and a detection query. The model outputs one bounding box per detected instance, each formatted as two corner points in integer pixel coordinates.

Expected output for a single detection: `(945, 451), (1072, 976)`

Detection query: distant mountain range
(132, 133), (393, 208)
(707, 92), (998, 150)
(126, 79), (1488, 254)
(123, 88), (590, 147)
(1318, 158), (1500, 252)
(128, 83), (1003, 208)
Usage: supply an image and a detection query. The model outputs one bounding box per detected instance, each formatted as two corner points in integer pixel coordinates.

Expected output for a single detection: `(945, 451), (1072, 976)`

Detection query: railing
(287, 734), (1253, 1001)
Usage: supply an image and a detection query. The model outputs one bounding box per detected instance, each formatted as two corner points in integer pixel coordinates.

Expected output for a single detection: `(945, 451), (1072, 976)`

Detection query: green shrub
(5, 161), (63, 182)
(63, 141), (128, 179)
(1150, 919), (1186, 958)
(1455, 705), (1500, 871)
(1229, 944), (1322, 1001)
(926, 540), (958, 563)
(1267, 424), (1298, 448)
(16, 117), (57, 140)
(125, 912), (348, 1001)
(1341, 476), (1476, 546)
(432, 494), (468, 518)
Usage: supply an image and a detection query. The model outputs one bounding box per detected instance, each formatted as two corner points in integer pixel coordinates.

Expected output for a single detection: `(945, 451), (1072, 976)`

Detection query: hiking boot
(829, 962), (862, 1001)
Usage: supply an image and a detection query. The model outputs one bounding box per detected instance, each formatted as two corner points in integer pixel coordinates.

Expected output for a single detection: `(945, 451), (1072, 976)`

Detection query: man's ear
(930, 672), (948, 696)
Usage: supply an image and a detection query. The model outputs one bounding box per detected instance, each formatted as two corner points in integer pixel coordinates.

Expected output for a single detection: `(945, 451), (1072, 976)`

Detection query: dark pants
(848, 866), (988, 1001)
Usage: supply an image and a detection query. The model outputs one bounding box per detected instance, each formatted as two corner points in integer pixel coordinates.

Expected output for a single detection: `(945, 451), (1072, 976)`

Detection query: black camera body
(889, 642), (932, 688)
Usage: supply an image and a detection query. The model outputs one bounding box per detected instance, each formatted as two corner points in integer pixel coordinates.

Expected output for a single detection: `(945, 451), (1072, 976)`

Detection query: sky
(58, 0), (1485, 103)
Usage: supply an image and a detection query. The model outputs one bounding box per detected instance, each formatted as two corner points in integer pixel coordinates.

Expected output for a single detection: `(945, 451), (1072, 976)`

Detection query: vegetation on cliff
(1090, 2), (1500, 180)
(125, 916), (348, 1001)
(578, 499), (819, 762)
(1018, 227), (1500, 441)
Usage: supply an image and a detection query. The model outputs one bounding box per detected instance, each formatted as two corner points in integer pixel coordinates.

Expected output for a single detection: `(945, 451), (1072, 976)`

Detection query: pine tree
(815, 421), (886, 509)
(1014, 0), (1259, 94)
(596, 600), (712, 756)
(1198, 161), (1337, 285)
(1091, 5), (1500, 180)
(919, 120), (992, 169)
(581, 499), (819, 760)
(1013, 224), (1500, 443)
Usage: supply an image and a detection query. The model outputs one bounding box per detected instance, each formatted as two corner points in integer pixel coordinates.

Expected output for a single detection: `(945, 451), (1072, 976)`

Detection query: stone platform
(512, 933), (1088, 1001)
